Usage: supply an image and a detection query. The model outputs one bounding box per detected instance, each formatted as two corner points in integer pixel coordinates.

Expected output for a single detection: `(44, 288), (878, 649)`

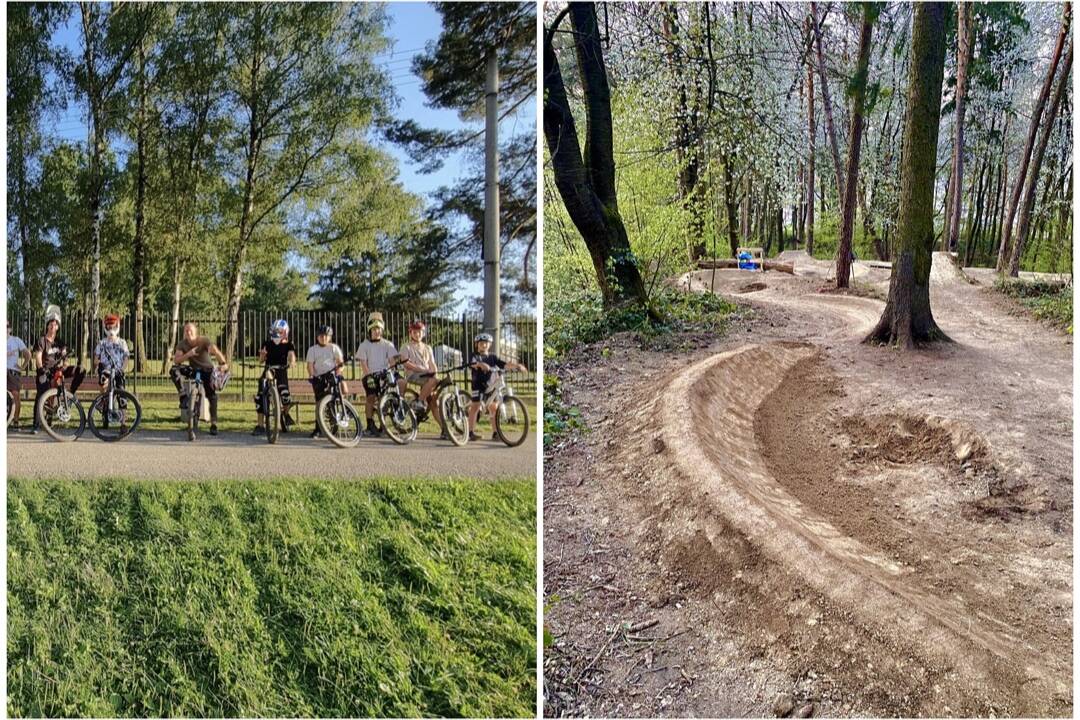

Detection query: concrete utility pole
(483, 47), (500, 353)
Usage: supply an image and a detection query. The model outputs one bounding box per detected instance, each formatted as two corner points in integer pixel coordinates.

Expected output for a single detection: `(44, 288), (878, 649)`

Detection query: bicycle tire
(494, 395), (529, 447)
(88, 389), (142, 442)
(187, 385), (200, 441)
(316, 394), (362, 448)
(6, 390), (16, 427)
(440, 391), (469, 446)
(378, 392), (418, 445)
(36, 388), (86, 442)
(266, 384), (281, 444)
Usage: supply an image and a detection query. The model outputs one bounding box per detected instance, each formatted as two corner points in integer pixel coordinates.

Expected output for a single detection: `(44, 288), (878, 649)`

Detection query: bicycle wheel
(187, 386), (201, 441)
(88, 389), (142, 442)
(494, 396), (529, 447)
(316, 394), (362, 448)
(36, 388), (86, 442)
(266, 384), (281, 444)
(378, 393), (418, 445)
(440, 390), (469, 446)
(6, 390), (16, 427)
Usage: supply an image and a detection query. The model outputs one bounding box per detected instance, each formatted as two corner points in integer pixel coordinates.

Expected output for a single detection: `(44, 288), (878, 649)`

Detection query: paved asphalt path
(7, 429), (536, 481)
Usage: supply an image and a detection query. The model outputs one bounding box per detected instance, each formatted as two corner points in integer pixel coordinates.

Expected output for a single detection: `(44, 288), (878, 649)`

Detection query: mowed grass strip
(8, 477), (536, 718)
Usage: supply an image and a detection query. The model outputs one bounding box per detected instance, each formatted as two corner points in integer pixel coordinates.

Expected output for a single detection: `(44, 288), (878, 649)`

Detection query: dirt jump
(544, 252), (1071, 717)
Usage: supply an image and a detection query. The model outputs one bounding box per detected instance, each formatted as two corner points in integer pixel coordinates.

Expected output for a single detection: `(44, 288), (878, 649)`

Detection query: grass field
(8, 477), (536, 717)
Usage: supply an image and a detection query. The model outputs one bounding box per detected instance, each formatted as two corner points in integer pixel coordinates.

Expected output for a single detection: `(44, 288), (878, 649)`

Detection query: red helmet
(409, 319), (426, 331)
(103, 314), (120, 328)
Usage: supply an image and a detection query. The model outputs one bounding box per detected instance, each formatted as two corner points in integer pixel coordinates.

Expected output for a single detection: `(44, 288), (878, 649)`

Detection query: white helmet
(270, 319), (288, 343)
(44, 304), (61, 327)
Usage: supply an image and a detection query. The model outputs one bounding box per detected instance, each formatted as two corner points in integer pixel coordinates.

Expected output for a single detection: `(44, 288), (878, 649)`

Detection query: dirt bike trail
(545, 254), (1070, 717)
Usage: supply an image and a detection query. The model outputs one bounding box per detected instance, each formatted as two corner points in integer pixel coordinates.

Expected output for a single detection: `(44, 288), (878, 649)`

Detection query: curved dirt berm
(656, 341), (1065, 709)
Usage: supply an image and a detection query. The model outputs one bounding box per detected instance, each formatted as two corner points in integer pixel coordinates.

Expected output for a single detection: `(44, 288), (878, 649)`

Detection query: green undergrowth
(995, 278), (1074, 333)
(544, 285), (739, 360)
(542, 374), (586, 449)
(7, 477), (536, 718)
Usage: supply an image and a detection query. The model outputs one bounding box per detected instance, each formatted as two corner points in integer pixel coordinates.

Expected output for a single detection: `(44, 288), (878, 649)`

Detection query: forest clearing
(543, 1), (1072, 716)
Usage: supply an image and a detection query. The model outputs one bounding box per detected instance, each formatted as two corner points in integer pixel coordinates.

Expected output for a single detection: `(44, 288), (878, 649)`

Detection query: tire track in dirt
(655, 340), (1065, 709)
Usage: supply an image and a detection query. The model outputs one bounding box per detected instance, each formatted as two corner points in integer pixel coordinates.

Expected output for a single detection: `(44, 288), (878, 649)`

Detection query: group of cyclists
(6, 310), (528, 444)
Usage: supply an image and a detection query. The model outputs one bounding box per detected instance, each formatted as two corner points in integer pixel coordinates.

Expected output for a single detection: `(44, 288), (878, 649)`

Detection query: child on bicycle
(253, 319), (297, 436)
(467, 332), (527, 441)
(93, 314), (131, 391)
(400, 319), (444, 436)
(355, 313), (398, 436)
(32, 311), (86, 434)
(170, 322), (229, 435)
(306, 324), (346, 438)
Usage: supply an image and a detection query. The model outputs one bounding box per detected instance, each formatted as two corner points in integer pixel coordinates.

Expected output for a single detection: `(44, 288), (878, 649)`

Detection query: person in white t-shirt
(305, 324), (346, 438)
(6, 320), (31, 427)
(93, 314), (131, 392)
(355, 316), (398, 435)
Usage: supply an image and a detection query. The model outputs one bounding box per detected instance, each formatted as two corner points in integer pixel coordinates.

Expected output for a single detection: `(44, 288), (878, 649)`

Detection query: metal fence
(7, 309), (537, 399)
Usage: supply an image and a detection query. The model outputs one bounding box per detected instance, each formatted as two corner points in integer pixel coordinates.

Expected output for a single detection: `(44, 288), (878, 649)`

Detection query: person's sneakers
(310, 428), (321, 439)
(491, 430), (499, 440)
(29, 426), (38, 435)
(468, 432), (481, 442)
(209, 424), (218, 436)
(439, 429), (450, 440)
(366, 419), (378, 435)
(252, 426), (266, 436)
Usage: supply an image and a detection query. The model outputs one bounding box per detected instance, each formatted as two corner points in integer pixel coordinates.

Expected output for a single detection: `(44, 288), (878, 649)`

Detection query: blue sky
(41, 2), (532, 310)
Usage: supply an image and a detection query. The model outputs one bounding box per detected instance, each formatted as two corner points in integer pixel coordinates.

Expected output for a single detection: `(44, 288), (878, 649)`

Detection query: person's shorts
(7, 369), (20, 394)
(470, 384), (491, 403)
(407, 372), (434, 386)
(361, 372), (382, 397)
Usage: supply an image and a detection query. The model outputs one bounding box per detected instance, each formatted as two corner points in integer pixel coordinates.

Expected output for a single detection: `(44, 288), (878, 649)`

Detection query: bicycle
(34, 348), (87, 442)
(87, 367), (142, 442)
(314, 371), (363, 448)
(6, 369), (20, 428)
(405, 364), (470, 446)
(175, 365), (208, 442)
(257, 364), (291, 444)
(475, 368), (530, 447)
(370, 359), (418, 445)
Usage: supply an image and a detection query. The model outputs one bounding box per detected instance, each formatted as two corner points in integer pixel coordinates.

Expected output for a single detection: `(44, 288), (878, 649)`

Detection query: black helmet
(317, 325), (333, 337)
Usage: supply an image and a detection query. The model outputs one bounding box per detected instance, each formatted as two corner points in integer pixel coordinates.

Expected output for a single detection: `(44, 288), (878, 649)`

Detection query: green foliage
(995, 278), (1073, 333)
(545, 278), (738, 360)
(542, 373), (585, 448)
(8, 477), (537, 717)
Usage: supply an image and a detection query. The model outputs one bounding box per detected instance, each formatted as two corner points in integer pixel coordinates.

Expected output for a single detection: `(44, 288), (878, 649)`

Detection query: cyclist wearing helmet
(253, 319), (297, 435)
(93, 314), (131, 392)
(399, 319), (442, 432)
(355, 313), (398, 435)
(467, 333), (527, 441)
(306, 325), (346, 438)
(170, 322), (229, 435)
(32, 311), (86, 434)
(7, 321), (31, 428)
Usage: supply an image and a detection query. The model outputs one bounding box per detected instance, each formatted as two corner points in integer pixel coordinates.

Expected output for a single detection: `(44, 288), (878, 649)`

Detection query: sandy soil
(543, 253), (1072, 717)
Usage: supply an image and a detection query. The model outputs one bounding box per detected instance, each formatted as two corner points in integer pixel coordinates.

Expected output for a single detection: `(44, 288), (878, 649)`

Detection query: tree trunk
(836, 3), (875, 288)
(663, 5), (704, 263)
(1008, 40), (1072, 276)
(946, 2), (972, 251)
(723, 156), (739, 257)
(543, 4), (650, 310)
(133, 34), (148, 371)
(999, 3), (1071, 271)
(162, 258), (183, 375)
(865, 2), (948, 348)
(82, 3), (103, 345)
(810, 1), (846, 209)
(805, 14), (816, 256)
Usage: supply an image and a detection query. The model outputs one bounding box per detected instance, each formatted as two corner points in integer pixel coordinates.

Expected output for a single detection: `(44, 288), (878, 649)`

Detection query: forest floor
(543, 251), (1072, 717)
